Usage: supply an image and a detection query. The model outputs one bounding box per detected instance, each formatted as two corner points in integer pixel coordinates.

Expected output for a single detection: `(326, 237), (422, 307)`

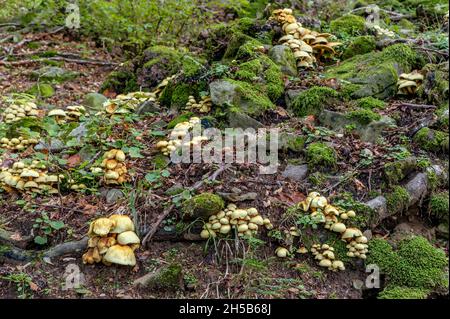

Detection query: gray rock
(102, 188), (124, 204)
(365, 195), (388, 224)
(69, 123), (87, 141)
(405, 173), (428, 207)
(284, 89), (302, 109)
(136, 100), (161, 114)
(268, 45), (297, 76)
(436, 223), (449, 239)
(34, 138), (65, 152)
(282, 164), (308, 182)
(210, 80), (239, 107)
(31, 66), (79, 83)
(228, 112), (264, 129)
(82, 93), (107, 111)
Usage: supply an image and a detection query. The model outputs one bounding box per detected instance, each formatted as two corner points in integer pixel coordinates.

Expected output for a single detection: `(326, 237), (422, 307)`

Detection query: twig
(0, 56), (118, 66)
(394, 102), (437, 109)
(141, 204), (175, 247)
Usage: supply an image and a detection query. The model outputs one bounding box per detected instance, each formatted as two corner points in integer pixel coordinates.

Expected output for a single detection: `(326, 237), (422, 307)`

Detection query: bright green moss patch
(367, 236), (448, 296)
(225, 79), (275, 114)
(291, 86), (340, 117)
(144, 263), (183, 291)
(413, 127), (449, 153)
(346, 108), (381, 125)
(330, 14), (366, 36)
(383, 157), (417, 186)
(429, 191), (449, 222)
(378, 286), (429, 299)
(355, 97), (386, 109)
(182, 193), (225, 220)
(27, 83), (55, 98)
(306, 142), (337, 169)
(386, 186), (410, 214)
(342, 35), (376, 59)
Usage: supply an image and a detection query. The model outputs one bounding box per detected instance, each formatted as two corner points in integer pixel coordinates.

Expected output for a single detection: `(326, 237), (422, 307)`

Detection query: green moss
(355, 97), (386, 109)
(306, 142), (337, 169)
(291, 86), (340, 117)
(398, 18), (415, 30)
(167, 112), (195, 129)
(413, 127), (449, 153)
(27, 83), (54, 98)
(386, 186), (410, 214)
(171, 83), (193, 109)
(181, 55), (205, 78)
(223, 33), (260, 60)
(378, 286), (429, 299)
(100, 70), (138, 94)
(330, 14), (366, 36)
(342, 36), (376, 60)
(435, 103), (449, 130)
(225, 79), (275, 115)
(429, 191), (449, 222)
(419, 63), (448, 106)
(182, 193), (225, 220)
(367, 236), (447, 293)
(346, 109), (381, 125)
(280, 134), (306, 153)
(145, 263), (183, 291)
(308, 171), (328, 187)
(152, 153), (170, 169)
(383, 157), (417, 186)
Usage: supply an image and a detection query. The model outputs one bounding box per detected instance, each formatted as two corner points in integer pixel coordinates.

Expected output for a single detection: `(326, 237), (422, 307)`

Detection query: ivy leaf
(49, 220), (65, 230)
(34, 236), (47, 245)
(145, 171), (160, 183)
(161, 169), (170, 178)
(127, 146), (144, 158)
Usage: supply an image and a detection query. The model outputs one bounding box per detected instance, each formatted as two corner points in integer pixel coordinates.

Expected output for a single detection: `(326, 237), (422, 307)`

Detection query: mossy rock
(378, 286), (429, 299)
(99, 67), (139, 95)
(325, 44), (423, 99)
(82, 93), (108, 112)
(268, 45), (297, 76)
(30, 66), (79, 83)
(330, 14), (366, 36)
(435, 103), (449, 131)
(418, 62), (449, 106)
(305, 142), (337, 169)
(342, 36), (376, 60)
(354, 96), (386, 110)
(383, 157), (417, 186)
(279, 133), (306, 153)
(345, 108), (381, 125)
(429, 191), (449, 222)
(160, 81), (208, 109)
(182, 193), (225, 220)
(385, 185), (410, 214)
(367, 236), (447, 294)
(413, 127), (449, 153)
(27, 83), (54, 98)
(136, 263), (183, 291)
(290, 86), (340, 117)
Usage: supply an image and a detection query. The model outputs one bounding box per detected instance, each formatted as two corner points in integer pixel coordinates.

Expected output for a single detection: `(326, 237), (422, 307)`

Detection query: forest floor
(0, 4), (448, 300)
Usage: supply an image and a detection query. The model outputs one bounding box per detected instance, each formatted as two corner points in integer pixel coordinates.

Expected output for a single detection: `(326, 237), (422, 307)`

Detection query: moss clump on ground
(306, 142), (337, 169)
(330, 14), (366, 36)
(235, 55), (284, 101)
(435, 103), (449, 130)
(367, 236), (448, 297)
(100, 69), (139, 94)
(182, 193), (225, 220)
(225, 79), (275, 115)
(383, 157), (417, 186)
(342, 36), (376, 59)
(290, 86), (340, 117)
(429, 191), (449, 222)
(413, 127), (449, 153)
(386, 186), (410, 214)
(355, 97), (386, 109)
(345, 108), (381, 125)
(27, 83), (55, 98)
(378, 286), (429, 299)
(418, 62), (449, 106)
(145, 263), (183, 291)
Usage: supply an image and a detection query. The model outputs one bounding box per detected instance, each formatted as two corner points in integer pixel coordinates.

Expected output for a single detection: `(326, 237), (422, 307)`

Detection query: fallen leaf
(29, 281), (39, 291)
(67, 154), (82, 168)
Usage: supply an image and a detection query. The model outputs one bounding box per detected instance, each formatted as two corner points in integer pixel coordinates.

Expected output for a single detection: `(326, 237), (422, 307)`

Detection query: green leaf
(127, 146), (144, 158)
(161, 169), (170, 178)
(34, 236), (47, 245)
(49, 220), (65, 230)
(145, 171), (160, 183)
(150, 130), (166, 137)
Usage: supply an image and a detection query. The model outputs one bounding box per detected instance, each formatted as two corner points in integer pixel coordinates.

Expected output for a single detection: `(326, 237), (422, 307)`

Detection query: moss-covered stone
(435, 103), (449, 130)
(378, 286), (429, 299)
(418, 62), (449, 106)
(100, 68), (139, 94)
(413, 127), (449, 153)
(27, 83), (55, 98)
(355, 96), (386, 109)
(330, 14), (366, 36)
(279, 133), (306, 153)
(345, 108), (381, 125)
(268, 45), (297, 76)
(386, 186), (410, 214)
(182, 193), (225, 220)
(326, 44), (423, 99)
(429, 191), (449, 222)
(306, 142), (337, 169)
(367, 236), (447, 294)
(290, 86), (340, 117)
(384, 157), (417, 186)
(342, 36), (376, 60)
(144, 263), (183, 291)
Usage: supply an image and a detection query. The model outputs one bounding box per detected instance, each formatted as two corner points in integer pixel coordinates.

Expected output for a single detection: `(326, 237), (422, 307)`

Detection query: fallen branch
(141, 204), (175, 247)
(0, 56), (118, 66)
(395, 102), (437, 109)
(43, 237), (88, 258)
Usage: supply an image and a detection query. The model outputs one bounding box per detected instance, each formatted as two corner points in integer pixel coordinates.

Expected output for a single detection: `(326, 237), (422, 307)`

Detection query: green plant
(32, 212), (65, 245)
(1, 272), (33, 299)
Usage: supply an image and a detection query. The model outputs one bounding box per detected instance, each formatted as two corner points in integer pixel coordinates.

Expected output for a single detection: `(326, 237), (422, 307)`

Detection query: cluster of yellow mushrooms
(270, 8), (340, 68)
(200, 204), (273, 239)
(1, 98), (39, 124)
(48, 105), (87, 124)
(94, 149), (129, 185)
(397, 71), (424, 95)
(275, 192), (369, 271)
(156, 116), (208, 156)
(372, 25), (395, 38)
(185, 95), (212, 113)
(0, 160), (61, 194)
(83, 215), (140, 266)
(0, 135), (39, 151)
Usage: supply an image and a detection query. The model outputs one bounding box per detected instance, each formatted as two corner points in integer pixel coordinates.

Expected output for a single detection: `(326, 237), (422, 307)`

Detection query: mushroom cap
(117, 231), (140, 245)
(398, 80), (417, 89)
(275, 247), (289, 258)
(103, 245), (136, 266)
(312, 36), (328, 44)
(331, 222), (347, 233)
(342, 227), (363, 239)
(109, 214), (135, 233)
(48, 109), (67, 117)
(313, 44), (335, 53)
(24, 181), (39, 188)
(319, 259), (332, 267)
(91, 218), (115, 236)
(20, 169), (40, 178)
(294, 50), (310, 58)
